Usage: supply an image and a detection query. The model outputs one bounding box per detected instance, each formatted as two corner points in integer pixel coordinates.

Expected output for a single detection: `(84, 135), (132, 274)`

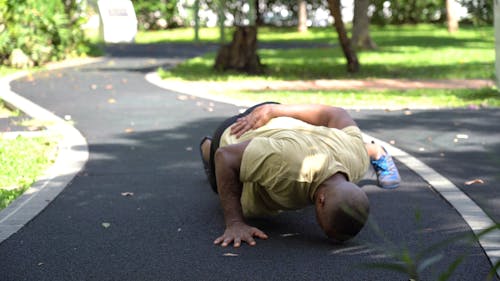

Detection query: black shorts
(208, 101), (280, 193)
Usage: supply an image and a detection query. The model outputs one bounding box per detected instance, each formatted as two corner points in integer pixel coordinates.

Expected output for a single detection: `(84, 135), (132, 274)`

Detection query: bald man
(200, 103), (400, 247)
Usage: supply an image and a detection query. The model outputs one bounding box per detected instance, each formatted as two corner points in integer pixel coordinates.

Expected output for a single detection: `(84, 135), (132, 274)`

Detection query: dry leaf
(465, 179), (484, 186)
(280, 233), (300, 237)
(124, 128), (134, 133)
(101, 222), (111, 228)
(223, 253), (239, 257)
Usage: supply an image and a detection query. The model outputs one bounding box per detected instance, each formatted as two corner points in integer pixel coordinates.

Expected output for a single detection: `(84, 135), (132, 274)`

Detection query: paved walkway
(0, 43), (498, 280)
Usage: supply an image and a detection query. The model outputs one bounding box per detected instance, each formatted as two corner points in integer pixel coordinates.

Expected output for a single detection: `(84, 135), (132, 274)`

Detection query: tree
(214, 0), (263, 74)
(297, 0), (307, 32)
(446, 0), (459, 33)
(326, 0), (359, 73)
(214, 25), (264, 74)
(352, 0), (377, 50)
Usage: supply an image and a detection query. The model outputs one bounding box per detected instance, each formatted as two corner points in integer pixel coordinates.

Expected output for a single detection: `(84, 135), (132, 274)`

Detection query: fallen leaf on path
(465, 179), (485, 186)
(280, 233), (300, 237)
(101, 222), (111, 229)
(124, 128), (134, 133)
(223, 253), (239, 257)
(121, 192), (134, 197)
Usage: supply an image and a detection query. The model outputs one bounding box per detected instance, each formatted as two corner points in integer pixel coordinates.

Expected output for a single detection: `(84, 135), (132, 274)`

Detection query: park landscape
(0, 0), (499, 280)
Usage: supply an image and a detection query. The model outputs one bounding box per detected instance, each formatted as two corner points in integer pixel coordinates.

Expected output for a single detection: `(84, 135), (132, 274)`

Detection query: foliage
(133, 0), (181, 30)
(364, 215), (500, 281)
(458, 0), (493, 25)
(370, 0), (446, 25)
(0, 135), (56, 210)
(0, 0), (89, 67)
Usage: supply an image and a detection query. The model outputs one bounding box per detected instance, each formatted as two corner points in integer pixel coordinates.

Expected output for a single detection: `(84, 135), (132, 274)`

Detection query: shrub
(0, 0), (89, 67)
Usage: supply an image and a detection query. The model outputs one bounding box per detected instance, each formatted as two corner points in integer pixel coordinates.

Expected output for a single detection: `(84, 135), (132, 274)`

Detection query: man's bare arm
(231, 104), (357, 137)
(213, 141), (268, 247)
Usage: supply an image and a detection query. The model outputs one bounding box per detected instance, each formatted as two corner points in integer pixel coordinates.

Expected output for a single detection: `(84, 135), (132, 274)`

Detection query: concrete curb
(0, 64), (92, 243)
(146, 71), (500, 277)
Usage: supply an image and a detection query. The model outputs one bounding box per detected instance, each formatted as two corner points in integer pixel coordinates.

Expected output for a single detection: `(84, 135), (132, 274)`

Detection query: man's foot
(370, 148), (401, 189)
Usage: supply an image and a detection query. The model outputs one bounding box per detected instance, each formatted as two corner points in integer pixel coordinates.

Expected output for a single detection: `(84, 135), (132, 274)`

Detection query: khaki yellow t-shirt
(220, 117), (369, 218)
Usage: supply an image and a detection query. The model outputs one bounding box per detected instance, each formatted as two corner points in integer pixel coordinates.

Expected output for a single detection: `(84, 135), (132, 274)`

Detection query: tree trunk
(214, 26), (264, 74)
(327, 0), (360, 73)
(255, 0), (264, 25)
(352, 0), (377, 50)
(446, 0), (459, 33)
(297, 0), (308, 32)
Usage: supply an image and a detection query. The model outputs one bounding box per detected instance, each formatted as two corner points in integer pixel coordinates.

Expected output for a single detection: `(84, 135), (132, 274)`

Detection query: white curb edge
(146, 71), (499, 277)
(0, 68), (90, 243)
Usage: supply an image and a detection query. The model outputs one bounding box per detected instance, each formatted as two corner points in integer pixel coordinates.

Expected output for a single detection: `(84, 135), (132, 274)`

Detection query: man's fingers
(253, 229), (269, 240)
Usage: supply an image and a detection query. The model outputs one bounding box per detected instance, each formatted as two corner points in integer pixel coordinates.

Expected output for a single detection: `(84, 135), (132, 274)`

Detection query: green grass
(0, 135), (57, 210)
(209, 87), (500, 108)
(0, 100), (19, 118)
(155, 24), (497, 108)
(157, 24), (494, 81)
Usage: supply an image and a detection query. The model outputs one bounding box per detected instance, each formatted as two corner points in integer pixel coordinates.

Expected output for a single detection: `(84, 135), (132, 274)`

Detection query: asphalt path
(0, 43), (498, 280)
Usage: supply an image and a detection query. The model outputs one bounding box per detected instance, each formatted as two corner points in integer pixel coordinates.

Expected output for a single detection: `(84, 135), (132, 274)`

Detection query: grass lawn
(208, 87), (500, 108)
(157, 24), (494, 81)
(0, 135), (57, 210)
(153, 24), (497, 108)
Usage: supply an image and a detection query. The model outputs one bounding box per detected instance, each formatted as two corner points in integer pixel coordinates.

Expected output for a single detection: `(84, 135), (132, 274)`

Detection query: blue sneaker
(370, 148), (401, 189)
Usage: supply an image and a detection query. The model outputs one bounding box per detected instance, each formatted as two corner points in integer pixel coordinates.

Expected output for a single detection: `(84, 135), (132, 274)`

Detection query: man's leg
(364, 142), (401, 189)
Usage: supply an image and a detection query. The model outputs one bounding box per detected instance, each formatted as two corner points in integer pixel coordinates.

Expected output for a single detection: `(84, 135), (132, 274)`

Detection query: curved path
(0, 43), (498, 280)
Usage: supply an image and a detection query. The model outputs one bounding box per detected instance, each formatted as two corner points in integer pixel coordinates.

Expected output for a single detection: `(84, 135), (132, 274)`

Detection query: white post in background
(495, 0), (500, 88)
(97, 0), (137, 43)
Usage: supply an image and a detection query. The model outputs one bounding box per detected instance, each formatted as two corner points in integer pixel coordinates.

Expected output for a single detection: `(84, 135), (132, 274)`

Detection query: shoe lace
(371, 157), (391, 176)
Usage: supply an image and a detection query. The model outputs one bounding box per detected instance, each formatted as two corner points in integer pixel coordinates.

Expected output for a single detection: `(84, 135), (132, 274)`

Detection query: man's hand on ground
(230, 104), (274, 138)
(214, 221), (268, 247)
